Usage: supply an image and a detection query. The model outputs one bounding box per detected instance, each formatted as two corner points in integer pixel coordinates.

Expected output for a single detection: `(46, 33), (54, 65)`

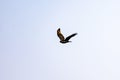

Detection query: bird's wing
(57, 28), (65, 41)
(65, 33), (77, 41)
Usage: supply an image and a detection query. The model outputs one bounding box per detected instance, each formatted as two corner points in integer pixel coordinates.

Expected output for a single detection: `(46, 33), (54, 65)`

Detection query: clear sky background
(1, 0), (120, 80)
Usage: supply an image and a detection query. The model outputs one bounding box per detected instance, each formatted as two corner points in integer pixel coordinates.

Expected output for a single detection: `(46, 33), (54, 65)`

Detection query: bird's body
(57, 28), (77, 44)
(60, 40), (71, 43)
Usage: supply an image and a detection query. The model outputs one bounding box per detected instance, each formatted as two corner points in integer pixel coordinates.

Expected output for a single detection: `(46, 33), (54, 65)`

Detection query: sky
(0, 0), (120, 80)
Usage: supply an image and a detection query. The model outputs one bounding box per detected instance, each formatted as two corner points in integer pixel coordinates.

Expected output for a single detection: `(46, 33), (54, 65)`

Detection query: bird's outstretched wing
(65, 33), (77, 41)
(57, 28), (65, 41)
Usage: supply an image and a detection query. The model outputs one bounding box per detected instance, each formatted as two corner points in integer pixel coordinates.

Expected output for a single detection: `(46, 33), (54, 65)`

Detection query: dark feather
(57, 28), (65, 41)
(65, 33), (77, 41)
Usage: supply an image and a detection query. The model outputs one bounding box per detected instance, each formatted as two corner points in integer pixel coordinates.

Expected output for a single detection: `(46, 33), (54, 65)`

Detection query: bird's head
(58, 28), (60, 31)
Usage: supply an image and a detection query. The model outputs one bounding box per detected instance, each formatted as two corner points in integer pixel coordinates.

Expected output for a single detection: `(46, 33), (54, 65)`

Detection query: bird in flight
(57, 28), (77, 44)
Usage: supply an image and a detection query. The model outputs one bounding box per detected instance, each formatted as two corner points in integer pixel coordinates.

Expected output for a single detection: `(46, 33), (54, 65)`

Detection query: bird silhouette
(57, 28), (77, 43)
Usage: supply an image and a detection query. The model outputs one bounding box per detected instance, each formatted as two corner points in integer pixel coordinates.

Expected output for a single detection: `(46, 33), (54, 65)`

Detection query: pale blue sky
(1, 0), (120, 80)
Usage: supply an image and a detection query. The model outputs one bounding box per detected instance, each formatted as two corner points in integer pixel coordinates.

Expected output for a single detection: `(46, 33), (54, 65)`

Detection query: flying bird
(57, 28), (77, 44)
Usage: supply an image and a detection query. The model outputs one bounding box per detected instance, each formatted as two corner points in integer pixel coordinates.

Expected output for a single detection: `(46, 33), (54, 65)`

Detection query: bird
(57, 28), (77, 44)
